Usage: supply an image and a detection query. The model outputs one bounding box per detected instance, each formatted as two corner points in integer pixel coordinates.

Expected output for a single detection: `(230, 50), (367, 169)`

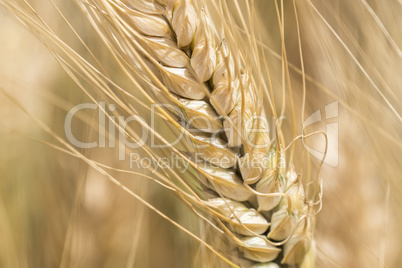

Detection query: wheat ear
(82, 0), (315, 266)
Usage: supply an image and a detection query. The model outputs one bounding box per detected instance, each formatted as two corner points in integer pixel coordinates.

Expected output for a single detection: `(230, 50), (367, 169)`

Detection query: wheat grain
(207, 198), (269, 236)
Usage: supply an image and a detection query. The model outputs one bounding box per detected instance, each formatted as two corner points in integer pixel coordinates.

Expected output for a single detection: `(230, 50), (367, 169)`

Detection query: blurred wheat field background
(0, 0), (401, 267)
